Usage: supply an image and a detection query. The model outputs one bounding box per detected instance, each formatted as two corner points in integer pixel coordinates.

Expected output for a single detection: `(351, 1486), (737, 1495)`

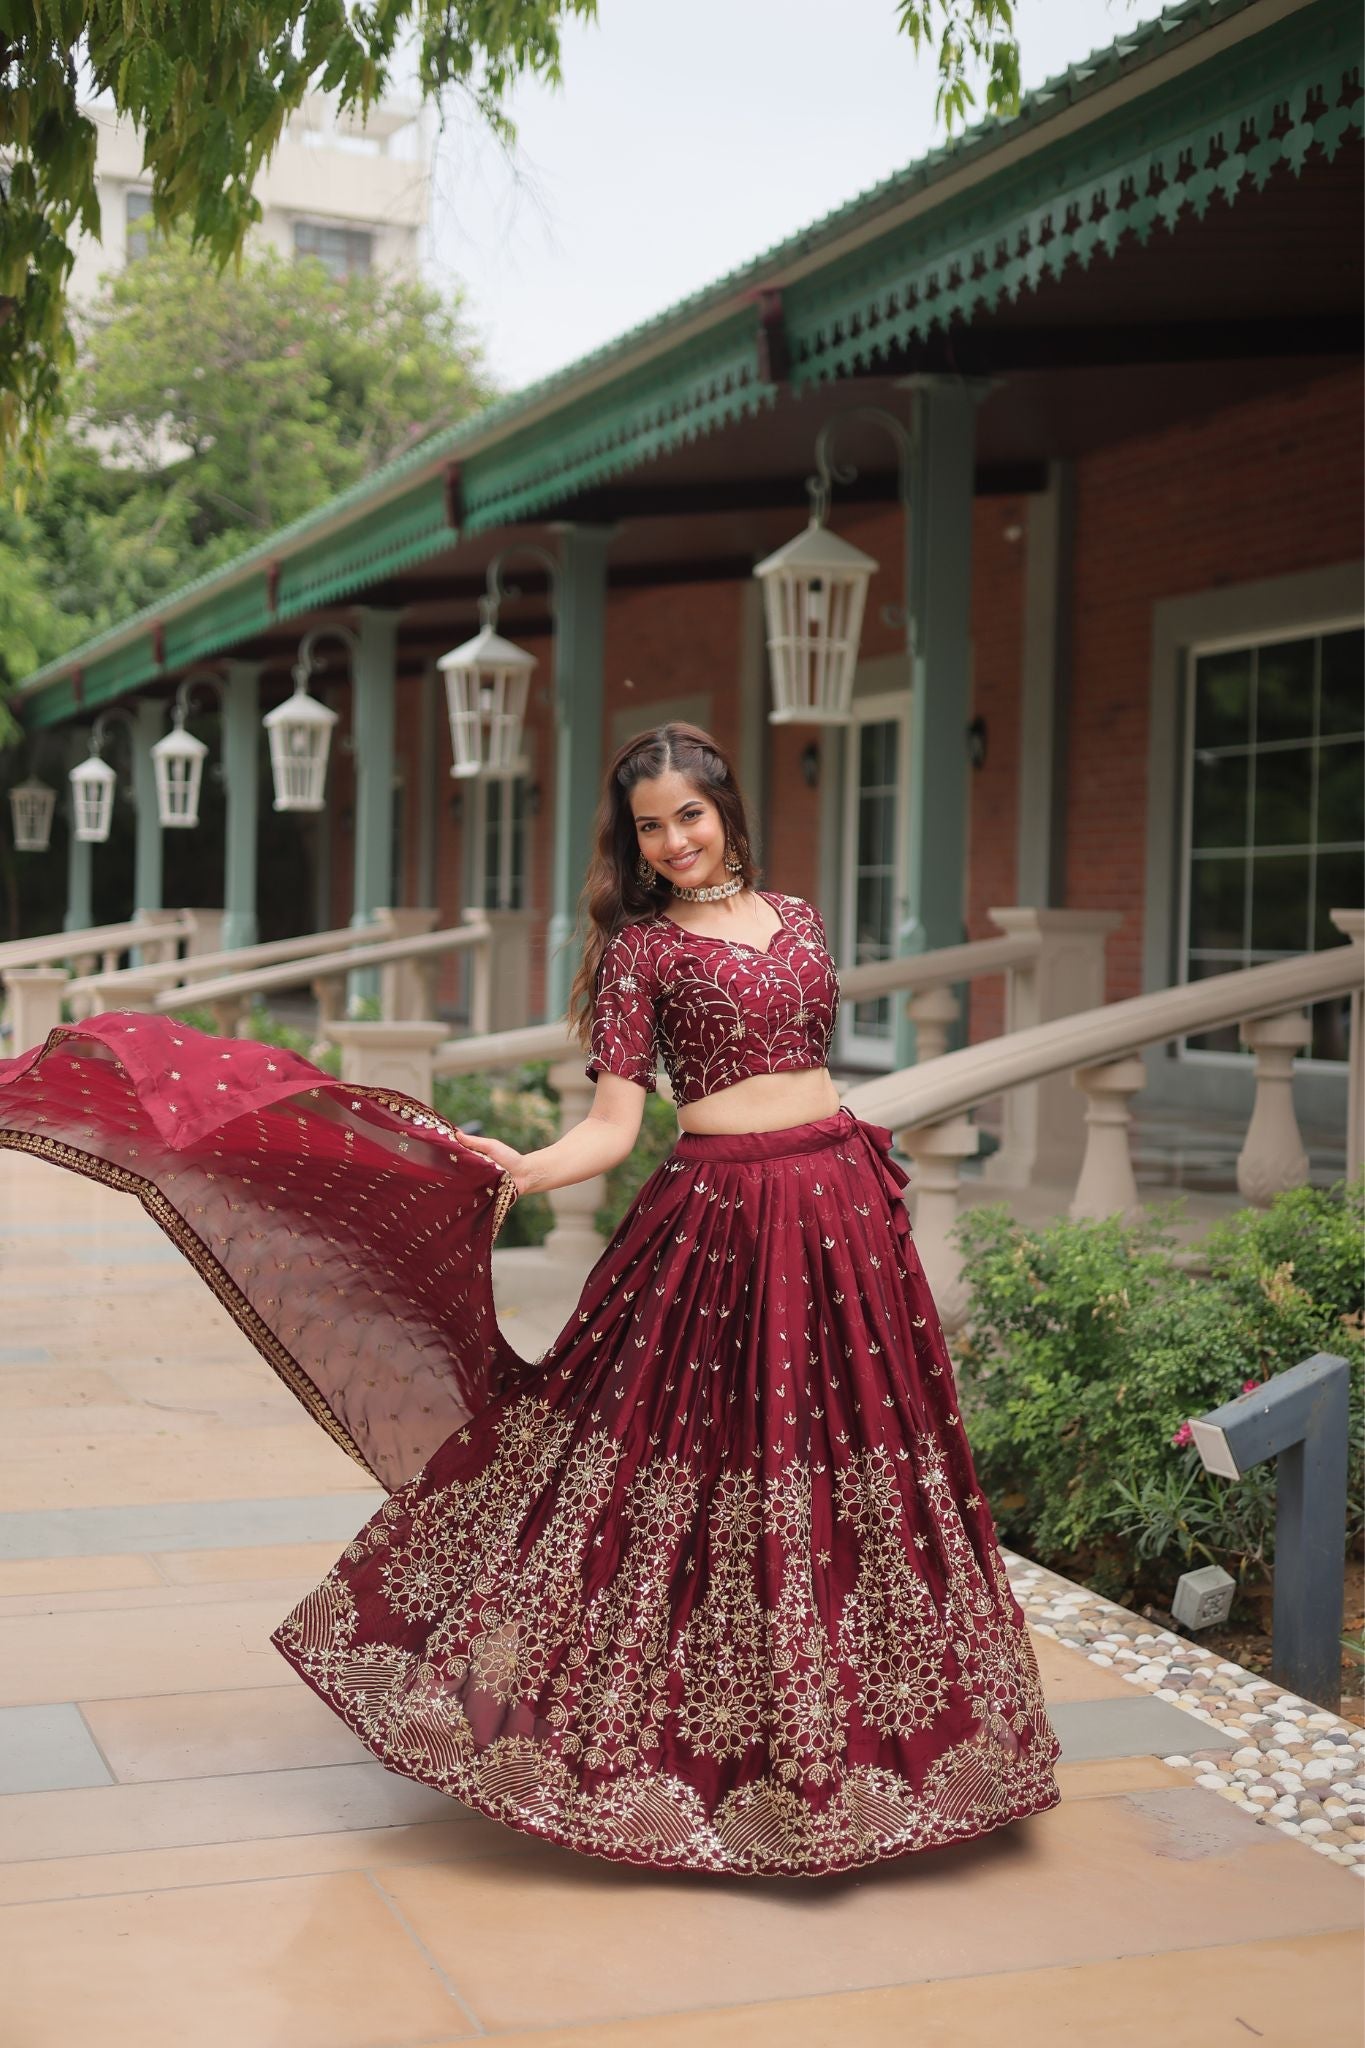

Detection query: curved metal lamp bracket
(88, 705), (138, 760)
(480, 544), (560, 631)
(808, 404), (915, 525)
(169, 667), (227, 731)
(294, 624), (360, 690)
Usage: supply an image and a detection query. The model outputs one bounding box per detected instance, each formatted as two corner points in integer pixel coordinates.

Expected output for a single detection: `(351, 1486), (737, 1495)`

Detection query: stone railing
(842, 912), (1364, 1331)
(4, 911), (494, 1051)
(61, 910), (419, 1022)
(1, 911), (197, 1045)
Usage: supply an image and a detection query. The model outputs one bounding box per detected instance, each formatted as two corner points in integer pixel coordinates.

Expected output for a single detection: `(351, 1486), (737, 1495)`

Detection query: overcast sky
(422, 0), (1176, 393)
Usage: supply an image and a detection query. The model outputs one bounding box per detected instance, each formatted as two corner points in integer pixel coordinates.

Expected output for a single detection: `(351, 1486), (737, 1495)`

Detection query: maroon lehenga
(0, 903), (1059, 1876)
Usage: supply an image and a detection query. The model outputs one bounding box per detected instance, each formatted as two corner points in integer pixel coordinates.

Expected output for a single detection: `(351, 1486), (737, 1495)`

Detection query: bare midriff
(675, 1066), (841, 1135)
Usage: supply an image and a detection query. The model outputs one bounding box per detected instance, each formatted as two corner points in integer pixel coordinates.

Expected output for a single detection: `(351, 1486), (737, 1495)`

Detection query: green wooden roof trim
(164, 576), (274, 674)
(16, 0), (1350, 721)
(460, 312), (775, 534)
(786, 0), (1362, 385)
(274, 473), (454, 619)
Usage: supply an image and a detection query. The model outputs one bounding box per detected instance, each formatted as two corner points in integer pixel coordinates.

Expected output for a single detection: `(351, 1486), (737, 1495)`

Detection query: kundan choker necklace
(670, 875), (744, 903)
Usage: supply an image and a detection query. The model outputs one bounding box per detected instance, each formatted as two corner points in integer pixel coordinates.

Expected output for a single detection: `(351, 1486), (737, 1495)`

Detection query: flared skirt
(273, 1107), (1061, 1876)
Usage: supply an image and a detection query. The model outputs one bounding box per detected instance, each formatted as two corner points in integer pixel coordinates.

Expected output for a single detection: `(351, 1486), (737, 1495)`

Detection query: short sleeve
(586, 924), (660, 1092)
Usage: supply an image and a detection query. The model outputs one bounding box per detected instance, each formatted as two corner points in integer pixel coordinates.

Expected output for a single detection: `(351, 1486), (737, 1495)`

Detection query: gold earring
(724, 842), (744, 874)
(636, 855), (655, 887)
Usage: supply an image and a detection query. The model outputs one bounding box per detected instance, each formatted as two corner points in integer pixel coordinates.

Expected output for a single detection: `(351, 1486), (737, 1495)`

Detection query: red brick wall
(1068, 365), (1364, 1001)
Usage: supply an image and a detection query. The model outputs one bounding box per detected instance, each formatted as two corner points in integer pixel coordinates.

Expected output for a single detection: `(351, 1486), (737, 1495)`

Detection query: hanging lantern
(69, 750), (119, 843)
(754, 518), (878, 725)
(9, 777), (56, 852)
(263, 676), (338, 812)
(438, 625), (535, 779)
(151, 713), (210, 828)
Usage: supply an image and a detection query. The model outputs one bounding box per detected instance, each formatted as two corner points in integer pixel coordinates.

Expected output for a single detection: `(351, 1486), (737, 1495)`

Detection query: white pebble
(1270, 1795), (1299, 1818)
(1154, 1688), (1181, 1703)
(1307, 1712), (1339, 1727)
(1087, 1653), (1114, 1667)
(1231, 1749), (1262, 1767)
(1162, 1755), (1192, 1769)
(1300, 1818), (1333, 1836)
(1231, 1769), (1262, 1784)
(1277, 1820), (1303, 1836)
(1270, 1771), (1305, 1791)
(1195, 1773), (1227, 1791)
(1271, 1723), (1305, 1744)
(1246, 1786), (1277, 1804)
(1312, 1739), (1339, 1754)
(1302, 1761), (1335, 1783)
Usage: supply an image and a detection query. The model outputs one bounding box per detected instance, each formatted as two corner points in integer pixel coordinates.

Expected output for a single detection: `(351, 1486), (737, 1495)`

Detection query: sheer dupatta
(0, 1015), (519, 1492)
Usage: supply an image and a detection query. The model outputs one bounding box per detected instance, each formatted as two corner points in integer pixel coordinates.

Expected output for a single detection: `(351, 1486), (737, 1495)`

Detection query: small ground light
(1171, 1564), (1237, 1631)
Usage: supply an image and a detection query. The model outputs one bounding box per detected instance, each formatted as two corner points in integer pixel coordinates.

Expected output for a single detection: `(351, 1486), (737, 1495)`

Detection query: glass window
(125, 189), (154, 263)
(1183, 625), (1364, 1059)
(292, 220), (373, 280)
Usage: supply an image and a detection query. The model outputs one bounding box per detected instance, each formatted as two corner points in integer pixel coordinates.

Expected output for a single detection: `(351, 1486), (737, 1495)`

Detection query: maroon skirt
(274, 1106), (1061, 1876)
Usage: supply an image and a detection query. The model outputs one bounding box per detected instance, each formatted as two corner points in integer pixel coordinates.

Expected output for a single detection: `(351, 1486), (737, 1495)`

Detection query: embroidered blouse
(587, 892), (839, 1107)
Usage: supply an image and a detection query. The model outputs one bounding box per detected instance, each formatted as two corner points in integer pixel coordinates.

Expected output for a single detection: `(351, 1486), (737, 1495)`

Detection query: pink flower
(1242, 1378), (1262, 1395)
(1171, 1421), (1194, 1449)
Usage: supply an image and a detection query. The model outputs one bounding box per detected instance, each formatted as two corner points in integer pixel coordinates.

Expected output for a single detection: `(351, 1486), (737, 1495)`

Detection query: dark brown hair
(568, 722), (758, 1044)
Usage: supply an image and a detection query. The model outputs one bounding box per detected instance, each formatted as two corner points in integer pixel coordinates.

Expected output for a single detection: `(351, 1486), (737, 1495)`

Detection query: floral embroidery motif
(587, 893), (839, 1105)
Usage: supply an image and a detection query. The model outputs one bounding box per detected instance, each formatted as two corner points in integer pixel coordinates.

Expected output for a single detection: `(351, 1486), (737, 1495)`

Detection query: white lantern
(263, 679), (338, 812)
(9, 777), (56, 852)
(69, 752), (118, 843)
(754, 518), (879, 725)
(438, 625), (536, 779)
(151, 716), (210, 828)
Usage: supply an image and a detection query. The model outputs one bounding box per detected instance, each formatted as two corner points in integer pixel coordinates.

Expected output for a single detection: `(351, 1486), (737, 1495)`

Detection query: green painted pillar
(63, 735), (93, 934)
(350, 610), (400, 1006)
(546, 526), (614, 1018)
(222, 660), (261, 950)
(897, 381), (978, 1065)
(131, 699), (164, 918)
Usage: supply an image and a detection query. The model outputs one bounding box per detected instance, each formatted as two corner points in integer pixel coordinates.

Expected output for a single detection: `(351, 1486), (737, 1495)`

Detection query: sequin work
(274, 1111), (1061, 1876)
(587, 892), (838, 1105)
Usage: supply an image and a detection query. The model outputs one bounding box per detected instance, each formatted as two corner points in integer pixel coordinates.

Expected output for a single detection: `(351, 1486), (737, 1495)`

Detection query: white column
(222, 660), (262, 951)
(897, 1115), (979, 1334)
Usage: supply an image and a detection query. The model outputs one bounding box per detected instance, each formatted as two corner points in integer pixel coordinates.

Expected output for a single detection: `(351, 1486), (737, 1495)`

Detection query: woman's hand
(458, 1130), (542, 1196)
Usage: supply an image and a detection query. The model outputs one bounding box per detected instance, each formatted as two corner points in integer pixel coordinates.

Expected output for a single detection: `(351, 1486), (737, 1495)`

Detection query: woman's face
(629, 770), (729, 893)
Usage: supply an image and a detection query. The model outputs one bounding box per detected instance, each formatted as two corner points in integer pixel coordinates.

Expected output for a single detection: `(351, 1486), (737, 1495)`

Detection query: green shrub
(596, 1088), (678, 1238)
(433, 1062), (558, 1248)
(952, 1181), (1363, 1603)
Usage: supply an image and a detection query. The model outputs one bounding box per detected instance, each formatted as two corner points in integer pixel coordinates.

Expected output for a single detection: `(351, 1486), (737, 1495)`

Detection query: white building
(68, 92), (431, 301)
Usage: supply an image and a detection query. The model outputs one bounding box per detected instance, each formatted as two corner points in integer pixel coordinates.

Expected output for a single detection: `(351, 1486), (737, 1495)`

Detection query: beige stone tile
(381, 1790), (1363, 2030)
(156, 1541), (345, 1585)
(0, 1817), (512, 1906)
(0, 1577), (316, 1620)
(2, 1426), (368, 1510)
(0, 1871), (473, 2046)
(0, 1368), (127, 1412)
(0, 1555), (162, 1598)
(1054, 1756), (1186, 1799)
(1030, 1631), (1139, 1702)
(0, 1759), (459, 1862)
(408, 1932), (1365, 2048)
(0, 1597), (295, 1706)
(83, 1685), (370, 1781)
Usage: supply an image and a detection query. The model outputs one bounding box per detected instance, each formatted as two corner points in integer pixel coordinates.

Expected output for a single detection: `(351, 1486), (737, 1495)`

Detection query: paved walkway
(0, 1152), (1360, 2047)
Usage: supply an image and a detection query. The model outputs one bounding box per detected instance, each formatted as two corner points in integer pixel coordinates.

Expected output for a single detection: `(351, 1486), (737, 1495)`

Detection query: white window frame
(1176, 610), (1363, 1071)
(838, 689), (911, 1068)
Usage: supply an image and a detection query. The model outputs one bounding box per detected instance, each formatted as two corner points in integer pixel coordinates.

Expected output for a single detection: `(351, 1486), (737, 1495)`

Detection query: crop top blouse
(586, 891), (839, 1107)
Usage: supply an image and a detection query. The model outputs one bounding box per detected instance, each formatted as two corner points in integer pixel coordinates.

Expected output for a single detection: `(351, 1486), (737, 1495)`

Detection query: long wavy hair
(568, 723), (758, 1045)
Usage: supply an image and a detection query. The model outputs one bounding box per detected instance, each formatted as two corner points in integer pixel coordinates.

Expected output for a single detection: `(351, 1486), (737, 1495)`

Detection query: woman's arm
(458, 1071), (648, 1196)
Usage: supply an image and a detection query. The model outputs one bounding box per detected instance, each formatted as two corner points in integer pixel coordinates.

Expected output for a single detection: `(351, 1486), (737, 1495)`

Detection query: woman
(0, 722), (1058, 1876)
